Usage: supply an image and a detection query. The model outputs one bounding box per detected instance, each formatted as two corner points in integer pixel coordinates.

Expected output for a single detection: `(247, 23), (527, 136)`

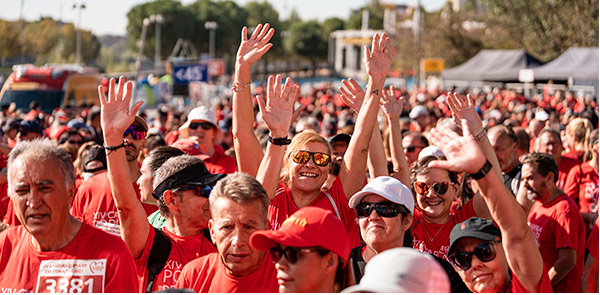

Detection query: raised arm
(255, 75), (299, 201)
(232, 23), (274, 177)
(428, 120), (544, 293)
(99, 77), (148, 258)
(340, 33), (395, 199)
(380, 86), (410, 185)
(338, 78), (388, 180)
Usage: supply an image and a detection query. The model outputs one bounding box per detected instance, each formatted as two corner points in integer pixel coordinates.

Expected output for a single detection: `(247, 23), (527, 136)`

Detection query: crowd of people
(0, 23), (597, 293)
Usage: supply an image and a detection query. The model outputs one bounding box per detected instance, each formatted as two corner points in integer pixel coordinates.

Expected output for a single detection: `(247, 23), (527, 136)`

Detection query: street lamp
(204, 21), (218, 60)
(149, 14), (163, 70)
(72, 2), (86, 64)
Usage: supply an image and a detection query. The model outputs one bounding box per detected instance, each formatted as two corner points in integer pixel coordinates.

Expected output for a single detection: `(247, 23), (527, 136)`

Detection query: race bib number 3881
(35, 259), (106, 293)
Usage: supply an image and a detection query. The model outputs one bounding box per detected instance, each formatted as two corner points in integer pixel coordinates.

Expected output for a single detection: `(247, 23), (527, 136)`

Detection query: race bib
(36, 259), (106, 293)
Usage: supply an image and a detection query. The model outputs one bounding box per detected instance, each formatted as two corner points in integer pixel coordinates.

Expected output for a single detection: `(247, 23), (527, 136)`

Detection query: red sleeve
(554, 199), (584, 250)
(563, 165), (582, 204)
(104, 239), (140, 292)
(587, 218), (599, 260)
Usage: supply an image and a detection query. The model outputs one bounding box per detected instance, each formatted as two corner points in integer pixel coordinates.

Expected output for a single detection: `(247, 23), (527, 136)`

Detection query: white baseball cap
(342, 248), (450, 293)
(348, 176), (414, 214)
(178, 106), (222, 140)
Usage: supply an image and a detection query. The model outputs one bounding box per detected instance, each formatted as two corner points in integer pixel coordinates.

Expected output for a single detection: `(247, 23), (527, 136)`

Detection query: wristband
(104, 141), (126, 155)
(231, 81), (251, 92)
(472, 129), (487, 142)
(268, 135), (291, 146)
(469, 160), (492, 180)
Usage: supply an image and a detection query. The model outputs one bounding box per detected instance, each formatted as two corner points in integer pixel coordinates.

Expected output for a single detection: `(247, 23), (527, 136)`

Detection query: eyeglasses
(123, 126), (147, 140)
(174, 184), (213, 198)
(189, 122), (214, 130)
(404, 146), (426, 153)
(448, 240), (502, 271)
(355, 201), (409, 218)
(269, 246), (329, 264)
(292, 150), (331, 167)
(414, 181), (450, 195)
(68, 140), (84, 145)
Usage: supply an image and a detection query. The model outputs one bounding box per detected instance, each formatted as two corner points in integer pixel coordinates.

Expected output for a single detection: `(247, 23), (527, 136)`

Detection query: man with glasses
(71, 115), (157, 236)
(176, 172), (278, 292)
(99, 76), (224, 291)
(345, 176), (469, 292)
(401, 131), (428, 168)
(250, 206), (350, 293)
(176, 106), (236, 174)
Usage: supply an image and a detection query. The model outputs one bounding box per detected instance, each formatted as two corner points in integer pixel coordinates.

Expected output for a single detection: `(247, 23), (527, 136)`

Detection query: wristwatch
(469, 160), (492, 180)
(268, 135), (291, 146)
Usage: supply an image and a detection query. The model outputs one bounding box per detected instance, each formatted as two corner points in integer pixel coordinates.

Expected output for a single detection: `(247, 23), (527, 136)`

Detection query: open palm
(236, 23), (274, 66)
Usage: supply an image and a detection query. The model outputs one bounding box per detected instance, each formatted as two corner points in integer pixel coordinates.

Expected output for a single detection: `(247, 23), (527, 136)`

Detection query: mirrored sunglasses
(175, 184), (213, 198)
(414, 181), (449, 195)
(123, 126), (147, 140)
(292, 150), (331, 167)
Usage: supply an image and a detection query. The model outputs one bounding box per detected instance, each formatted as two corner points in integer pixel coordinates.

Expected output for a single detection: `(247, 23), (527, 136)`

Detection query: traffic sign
(173, 63), (208, 84)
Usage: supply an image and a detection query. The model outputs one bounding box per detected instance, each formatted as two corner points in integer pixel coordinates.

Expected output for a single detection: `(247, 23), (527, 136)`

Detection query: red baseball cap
(250, 207), (351, 265)
(170, 139), (209, 160)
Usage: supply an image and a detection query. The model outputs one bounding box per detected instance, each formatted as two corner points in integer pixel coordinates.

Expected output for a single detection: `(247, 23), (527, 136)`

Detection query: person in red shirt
(535, 127), (581, 190)
(71, 115), (157, 236)
(99, 77), (224, 292)
(582, 218), (599, 292)
(251, 206), (350, 293)
(0, 139), (137, 292)
(517, 152), (586, 292)
(428, 120), (552, 293)
(176, 172), (278, 292)
(563, 117), (593, 162)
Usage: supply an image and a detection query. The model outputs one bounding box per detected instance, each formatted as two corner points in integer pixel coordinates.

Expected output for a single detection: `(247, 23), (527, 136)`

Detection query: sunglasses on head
(355, 201), (408, 218)
(448, 240), (502, 271)
(292, 150), (331, 167)
(123, 126), (147, 140)
(269, 246), (329, 264)
(414, 181), (450, 195)
(405, 145), (425, 153)
(189, 121), (214, 130)
(174, 184), (213, 198)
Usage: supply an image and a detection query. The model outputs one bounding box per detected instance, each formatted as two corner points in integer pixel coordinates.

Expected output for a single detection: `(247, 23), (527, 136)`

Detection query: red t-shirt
(510, 264), (553, 293)
(562, 150), (585, 163)
(0, 223), (138, 293)
(564, 161), (598, 214)
(527, 194), (585, 293)
(71, 172), (157, 236)
(587, 218), (599, 260)
(411, 199), (476, 261)
(204, 144), (237, 174)
(175, 252), (278, 292)
(136, 224), (217, 292)
(268, 176), (361, 248)
(557, 156), (581, 191)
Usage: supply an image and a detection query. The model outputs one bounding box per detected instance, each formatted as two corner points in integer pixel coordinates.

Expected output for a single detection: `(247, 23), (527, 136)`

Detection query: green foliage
(321, 17), (345, 40)
(346, 6), (384, 30)
(245, 1), (283, 56)
(0, 21), (21, 62)
(284, 20), (327, 60)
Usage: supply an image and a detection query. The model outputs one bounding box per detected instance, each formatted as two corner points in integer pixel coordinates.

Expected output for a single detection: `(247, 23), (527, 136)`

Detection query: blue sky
(0, 0), (446, 35)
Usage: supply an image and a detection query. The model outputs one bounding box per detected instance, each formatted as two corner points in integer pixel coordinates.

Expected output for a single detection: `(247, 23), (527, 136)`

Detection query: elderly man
(488, 125), (521, 194)
(518, 152), (585, 292)
(535, 127), (581, 190)
(177, 106), (236, 174)
(99, 77), (223, 292)
(0, 139), (137, 292)
(176, 172), (278, 292)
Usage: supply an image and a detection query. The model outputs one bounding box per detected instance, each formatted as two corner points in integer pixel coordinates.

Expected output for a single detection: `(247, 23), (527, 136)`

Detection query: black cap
(152, 161), (225, 200)
(83, 145), (107, 173)
(449, 217), (501, 255)
(19, 120), (44, 135)
(329, 133), (351, 144)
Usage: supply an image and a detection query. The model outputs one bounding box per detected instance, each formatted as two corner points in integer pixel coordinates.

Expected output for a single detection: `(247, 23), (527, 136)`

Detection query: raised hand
(256, 74), (299, 138)
(363, 33), (396, 80)
(338, 78), (365, 113)
(446, 92), (483, 133)
(236, 23), (275, 68)
(380, 85), (404, 119)
(98, 76), (143, 142)
(427, 120), (486, 174)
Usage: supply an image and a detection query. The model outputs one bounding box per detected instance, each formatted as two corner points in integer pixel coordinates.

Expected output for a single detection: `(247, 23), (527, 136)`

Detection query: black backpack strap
(145, 227), (172, 293)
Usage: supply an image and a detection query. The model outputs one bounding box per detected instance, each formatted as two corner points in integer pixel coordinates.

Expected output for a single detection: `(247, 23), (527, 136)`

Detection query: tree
(245, 1), (283, 56)
(346, 4), (384, 30)
(284, 20), (327, 75)
(0, 20), (21, 64)
(321, 17), (345, 41)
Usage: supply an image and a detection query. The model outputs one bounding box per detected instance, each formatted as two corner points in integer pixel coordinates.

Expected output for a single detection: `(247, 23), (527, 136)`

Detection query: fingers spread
(250, 23), (263, 40)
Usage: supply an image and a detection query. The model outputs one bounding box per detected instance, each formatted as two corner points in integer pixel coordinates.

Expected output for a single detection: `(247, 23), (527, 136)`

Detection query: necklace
(423, 220), (450, 242)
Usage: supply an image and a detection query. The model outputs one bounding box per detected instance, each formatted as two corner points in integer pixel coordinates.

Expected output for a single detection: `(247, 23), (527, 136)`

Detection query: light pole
(72, 2), (86, 64)
(149, 14), (163, 70)
(204, 21), (218, 60)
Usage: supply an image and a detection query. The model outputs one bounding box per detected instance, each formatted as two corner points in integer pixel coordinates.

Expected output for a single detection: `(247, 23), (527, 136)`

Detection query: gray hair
(209, 172), (269, 220)
(8, 139), (75, 194)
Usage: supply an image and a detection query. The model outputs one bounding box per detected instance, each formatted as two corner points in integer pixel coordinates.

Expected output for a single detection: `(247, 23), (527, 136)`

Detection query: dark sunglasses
(269, 246), (329, 264)
(175, 184), (213, 198)
(123, 126), (147, 140)
(448, 240), (502, 271)
(404, 145), (425, 153)
(355, 201), (408, 218)
(414, 181), (450, 195)
(189, 122), (214, 130)
(68, 140), (84, 145)
(292, 150), (331, 167)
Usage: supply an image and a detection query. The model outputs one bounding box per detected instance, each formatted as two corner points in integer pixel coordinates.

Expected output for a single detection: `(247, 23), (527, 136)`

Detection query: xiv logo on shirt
(159, 259), (183, 290)
(92, 211), (121, 236)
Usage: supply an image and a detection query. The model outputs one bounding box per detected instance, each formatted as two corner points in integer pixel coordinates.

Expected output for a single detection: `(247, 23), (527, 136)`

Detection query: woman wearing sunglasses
(250, 206), (351, 293)
(232, 27), (396, 248)
(427, 120), (552, 293)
